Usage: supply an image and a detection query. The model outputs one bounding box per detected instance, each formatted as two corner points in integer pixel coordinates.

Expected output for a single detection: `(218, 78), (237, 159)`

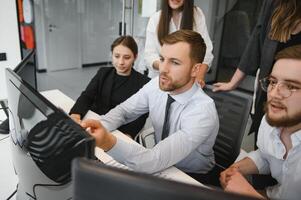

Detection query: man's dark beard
(264, 102), (301, 127)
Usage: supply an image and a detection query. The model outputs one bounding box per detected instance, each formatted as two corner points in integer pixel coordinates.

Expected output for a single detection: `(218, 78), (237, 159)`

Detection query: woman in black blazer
(70, 36), (150, 138)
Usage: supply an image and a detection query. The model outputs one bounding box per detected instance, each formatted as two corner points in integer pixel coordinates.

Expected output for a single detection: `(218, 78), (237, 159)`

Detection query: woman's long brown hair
(269, 0), (301, 42)
(157, 0), (194, 45)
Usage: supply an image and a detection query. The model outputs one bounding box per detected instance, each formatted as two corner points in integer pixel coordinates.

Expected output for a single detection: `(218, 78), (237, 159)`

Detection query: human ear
(191, 63), (202, 77)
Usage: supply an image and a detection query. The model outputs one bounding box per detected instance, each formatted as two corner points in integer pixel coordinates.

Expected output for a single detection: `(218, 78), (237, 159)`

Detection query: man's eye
(171, 61), (180, 65)
(159, 57), (164, 62)
(286, 84), (299, 90)
(269, 79), (277, 86)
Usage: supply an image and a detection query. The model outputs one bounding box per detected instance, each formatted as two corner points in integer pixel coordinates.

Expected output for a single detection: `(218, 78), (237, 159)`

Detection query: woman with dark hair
(70, 36), (150, 138)
(213, 0), (301, 141)
(144, 0), (213, 86)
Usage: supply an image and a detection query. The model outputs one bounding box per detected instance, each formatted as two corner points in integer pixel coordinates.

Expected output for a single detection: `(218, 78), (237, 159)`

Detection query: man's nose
(159, 60), (169, 73)
(269, 84), (284, 99)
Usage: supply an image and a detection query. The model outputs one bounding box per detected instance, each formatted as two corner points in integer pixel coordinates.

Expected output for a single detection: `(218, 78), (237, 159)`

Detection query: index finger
(81, 119), (102, 129)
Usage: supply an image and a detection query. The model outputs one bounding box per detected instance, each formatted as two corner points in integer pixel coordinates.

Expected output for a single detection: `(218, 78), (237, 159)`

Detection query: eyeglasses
(259, 77), (300, 98)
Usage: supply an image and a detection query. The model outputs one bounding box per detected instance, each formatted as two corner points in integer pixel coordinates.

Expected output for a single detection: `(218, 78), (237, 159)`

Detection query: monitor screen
(72, 158), (260, 200)
(5, 68), (95, 199)
(14, 49), (37, 89)
(0, 50), (37, 134)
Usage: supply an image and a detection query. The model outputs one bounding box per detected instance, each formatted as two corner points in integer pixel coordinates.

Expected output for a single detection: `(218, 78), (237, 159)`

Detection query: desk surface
(0, 135), (18, 199)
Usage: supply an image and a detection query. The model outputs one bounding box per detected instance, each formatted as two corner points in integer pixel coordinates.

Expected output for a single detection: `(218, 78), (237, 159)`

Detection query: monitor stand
(0, 119), (9, 134)
(0, 100), (9, 134)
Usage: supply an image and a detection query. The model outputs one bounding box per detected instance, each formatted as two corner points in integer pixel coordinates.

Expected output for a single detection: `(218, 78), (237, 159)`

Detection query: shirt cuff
(247, 150), (270, 174)
(107, 138), (131, 164)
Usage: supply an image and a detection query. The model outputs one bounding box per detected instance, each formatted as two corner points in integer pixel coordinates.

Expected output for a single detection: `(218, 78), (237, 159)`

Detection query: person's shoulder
(97, 66), (114, 73)
(131, 69), (151, 84)
(193, 6), (205, 16)
(93, 66), (114, 79)
(192, 6), (206, 26)
(187, 88), (216, 112)
(194, 88), (215, 103)
(148, 10), (161, 22)
(144, 76), (160, 91)
(257, 115), (278, 141)
(258, 115), (275, 134)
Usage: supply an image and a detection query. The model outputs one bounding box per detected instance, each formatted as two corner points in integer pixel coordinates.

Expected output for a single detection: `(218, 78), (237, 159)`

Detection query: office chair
(198, 85), (253, 186)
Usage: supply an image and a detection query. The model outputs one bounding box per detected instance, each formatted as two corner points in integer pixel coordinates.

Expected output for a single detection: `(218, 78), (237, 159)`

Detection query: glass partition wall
(33, 0), (263, 88)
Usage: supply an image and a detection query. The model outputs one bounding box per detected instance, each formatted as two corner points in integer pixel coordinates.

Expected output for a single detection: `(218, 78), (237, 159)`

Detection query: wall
(195, 0), (215, 37)
(0, 0), (21, 99)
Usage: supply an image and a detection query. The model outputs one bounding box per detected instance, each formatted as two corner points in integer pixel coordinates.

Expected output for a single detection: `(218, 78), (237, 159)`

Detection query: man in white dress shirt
(81, 30), (219, 174)
(220, 45), (301, 200)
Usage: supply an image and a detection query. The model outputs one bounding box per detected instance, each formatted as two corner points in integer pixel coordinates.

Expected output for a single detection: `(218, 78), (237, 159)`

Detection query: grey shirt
(100, 77), (219, 174)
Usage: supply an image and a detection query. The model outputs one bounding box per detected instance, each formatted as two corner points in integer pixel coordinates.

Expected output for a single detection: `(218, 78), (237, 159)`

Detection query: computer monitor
(72, 158), (260, 200)
(0, 50), (37, 134)
(5, 68), (95, 200)
(14, 49), (37, 89)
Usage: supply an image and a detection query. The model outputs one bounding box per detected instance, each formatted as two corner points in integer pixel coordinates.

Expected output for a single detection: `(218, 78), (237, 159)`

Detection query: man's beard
(159, 73), (190, 92)
(264, 101), (301, 127)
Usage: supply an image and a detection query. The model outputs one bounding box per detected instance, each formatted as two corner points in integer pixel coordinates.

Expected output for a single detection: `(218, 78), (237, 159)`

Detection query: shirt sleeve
(247, 149), (270, 174)
(247, 116), (271, 174)
(194, 7), (214, 68)
(108, 98), (219, 174)
(144, 11), (161, 76)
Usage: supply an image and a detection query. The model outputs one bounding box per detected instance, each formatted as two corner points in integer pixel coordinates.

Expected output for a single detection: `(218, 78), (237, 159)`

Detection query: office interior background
(0, 0), (264, 199)
(1, 0), (263, 98)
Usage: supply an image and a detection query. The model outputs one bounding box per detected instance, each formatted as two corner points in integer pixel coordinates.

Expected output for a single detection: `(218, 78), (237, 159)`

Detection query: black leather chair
(190, 85), (253, 186)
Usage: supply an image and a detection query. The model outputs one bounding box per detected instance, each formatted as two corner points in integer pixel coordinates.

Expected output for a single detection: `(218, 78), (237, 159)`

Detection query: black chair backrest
(204, 85), (252, 168)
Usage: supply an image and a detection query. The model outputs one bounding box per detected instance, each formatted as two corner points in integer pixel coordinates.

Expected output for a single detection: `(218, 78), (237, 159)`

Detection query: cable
(33, 182), (71, 200)
(0, 136), (9, 142)
(6, 185), (17, 200)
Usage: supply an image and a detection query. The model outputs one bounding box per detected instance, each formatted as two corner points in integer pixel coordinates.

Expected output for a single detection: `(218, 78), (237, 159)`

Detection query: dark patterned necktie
(161, 95), (175, 140)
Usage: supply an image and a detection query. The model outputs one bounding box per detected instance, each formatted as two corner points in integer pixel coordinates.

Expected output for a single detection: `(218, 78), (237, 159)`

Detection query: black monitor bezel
(72, 158), (261, 200)
(7, 67), (57, 117)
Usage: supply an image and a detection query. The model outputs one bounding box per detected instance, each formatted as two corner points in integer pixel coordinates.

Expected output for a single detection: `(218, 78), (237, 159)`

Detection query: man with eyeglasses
(219, 45), (301, 200)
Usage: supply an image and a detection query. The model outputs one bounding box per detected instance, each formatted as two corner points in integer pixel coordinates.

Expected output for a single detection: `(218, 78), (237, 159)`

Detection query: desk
(41, 89), (204, 187)
(0, 134), (18, 199)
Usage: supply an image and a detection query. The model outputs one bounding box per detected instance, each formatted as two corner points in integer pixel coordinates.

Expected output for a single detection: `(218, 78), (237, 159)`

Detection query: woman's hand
(212, 82), (236, 92)
(213, 68), (246, 92)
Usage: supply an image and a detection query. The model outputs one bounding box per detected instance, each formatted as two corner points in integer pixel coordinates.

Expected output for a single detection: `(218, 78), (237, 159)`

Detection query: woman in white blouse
(144, 0), (213, 85)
